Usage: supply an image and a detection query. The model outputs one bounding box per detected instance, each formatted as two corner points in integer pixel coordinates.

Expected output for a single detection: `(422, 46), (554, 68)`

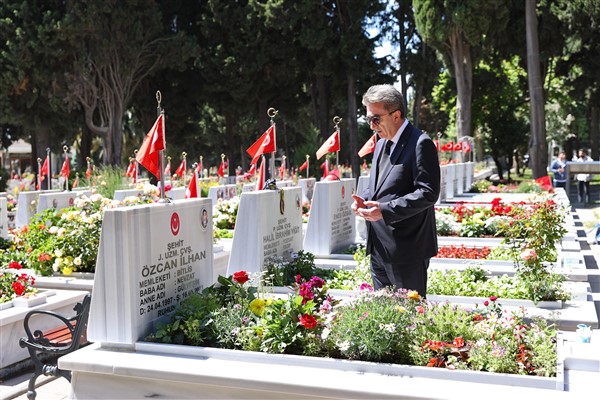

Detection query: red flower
(232, 271), (249, 285)
(489, 295), (498, 302)
(12, 281), (26, 296)
(299, 314), (318, 329)
(8, 261), (22, 270)
(452, 337), (465, 348)
(38, 253), (52, 262)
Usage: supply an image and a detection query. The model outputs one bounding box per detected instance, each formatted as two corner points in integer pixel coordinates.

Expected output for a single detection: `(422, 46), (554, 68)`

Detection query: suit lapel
(374, 128), (411, 194)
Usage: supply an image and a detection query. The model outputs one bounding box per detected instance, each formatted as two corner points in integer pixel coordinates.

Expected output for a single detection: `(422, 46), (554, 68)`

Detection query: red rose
(299, 314), (318, 329)
(489, 295), (498, 302)
(232, 271), (249, 285)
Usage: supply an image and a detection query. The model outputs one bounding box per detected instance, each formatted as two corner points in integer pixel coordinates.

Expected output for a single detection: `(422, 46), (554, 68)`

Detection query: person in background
(350, 84), (440, 298)
(576, 148), (593, 203)
(550, 151), (568, 189)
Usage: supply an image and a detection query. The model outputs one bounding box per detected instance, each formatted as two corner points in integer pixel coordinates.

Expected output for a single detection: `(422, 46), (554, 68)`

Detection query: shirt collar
(388, 119), (408, 150)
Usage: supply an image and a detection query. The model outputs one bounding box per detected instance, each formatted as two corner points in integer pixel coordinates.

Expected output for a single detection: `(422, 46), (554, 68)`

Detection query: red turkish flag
(60, 155), (70, 179)
(185, 171), (198, 198)
(299, 160), (308, 171)
(85, 164), (92, 179)
(72, 175), (79, 189)
(246, 125), (276, 165)
(40, 156), (49, 181)
(136, 113), (166, 180)
(256, 156), (265, 191)
(358, 134), (377, 157)
(453, 142), (463, 151)
(320, 160), (329, 179)
(164, 160), (171, 176)
(433, 140), (439, 151)
(441, 142), (454, 152)
(126, 161), (135, 177)
(248, 163), (256, 175)
(316, 131), (340, 160)
(535, 175), (553, 191)
(218, 159), (228, 178)
(195, 160), (203, 174)
(463, 142), (471, 152)
(175, 159), (186, 178)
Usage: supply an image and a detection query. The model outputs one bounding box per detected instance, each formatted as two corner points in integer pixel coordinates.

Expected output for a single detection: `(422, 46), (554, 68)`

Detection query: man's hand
(359, 201), (383, 221)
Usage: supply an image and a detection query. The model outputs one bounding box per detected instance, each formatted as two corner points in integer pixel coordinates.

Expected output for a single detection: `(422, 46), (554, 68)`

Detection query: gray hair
(362, 84), (406, 118)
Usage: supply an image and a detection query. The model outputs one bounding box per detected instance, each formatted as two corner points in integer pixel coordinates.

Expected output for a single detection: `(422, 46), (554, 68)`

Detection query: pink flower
(521, 249), (537, 261)
(359, 283), (373, 292)
(415, 306), (425, 314)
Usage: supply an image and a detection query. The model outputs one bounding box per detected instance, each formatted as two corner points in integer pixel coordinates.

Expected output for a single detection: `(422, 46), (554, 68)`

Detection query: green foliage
(87, 165), (128, 199)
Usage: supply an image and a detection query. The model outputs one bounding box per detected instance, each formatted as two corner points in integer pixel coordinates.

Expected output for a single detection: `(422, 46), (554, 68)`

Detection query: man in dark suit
(351, 84), (440, 297)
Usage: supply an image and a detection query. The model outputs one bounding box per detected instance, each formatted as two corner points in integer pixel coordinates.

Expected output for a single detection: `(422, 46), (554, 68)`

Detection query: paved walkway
(2, 187), (600, 400)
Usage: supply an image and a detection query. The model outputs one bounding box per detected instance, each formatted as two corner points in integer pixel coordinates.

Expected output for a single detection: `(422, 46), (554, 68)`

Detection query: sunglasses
(366, 109), (400, 126)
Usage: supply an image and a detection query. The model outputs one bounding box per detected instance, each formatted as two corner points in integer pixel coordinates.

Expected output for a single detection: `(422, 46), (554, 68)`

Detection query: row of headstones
(88, 177), (355, 348)
(7, 178), (318, 233)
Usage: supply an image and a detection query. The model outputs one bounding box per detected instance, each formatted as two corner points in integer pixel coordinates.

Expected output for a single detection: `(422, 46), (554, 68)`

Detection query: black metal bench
(18, 294), (91, 400)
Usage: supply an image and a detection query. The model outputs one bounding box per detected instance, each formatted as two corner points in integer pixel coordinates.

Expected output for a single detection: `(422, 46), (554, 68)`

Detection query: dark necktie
(376, 140), (393, 187)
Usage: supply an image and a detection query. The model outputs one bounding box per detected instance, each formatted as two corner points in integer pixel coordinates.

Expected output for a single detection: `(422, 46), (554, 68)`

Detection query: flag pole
(63, 146), (69, 191)
(333, 116), (342, 174)
(86, 157), (94, 189)
(267, 107), (278, 180)
(199, 155), (203, 179)
(46, 147), (52, 190)
(181, 152), (187, 186)
(37, 158), (42, 191)
(220, 153), (226, 184)
(305, 154), (309, 179)
(281, 155), (286, 179)
(156, 91), (168, 202)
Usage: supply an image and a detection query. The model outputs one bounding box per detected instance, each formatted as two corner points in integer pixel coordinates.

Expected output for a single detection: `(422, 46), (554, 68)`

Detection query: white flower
(54, 249), (63, 257)
(337, 340), (350, 351)
(321, 327), (331, 340)
(57, 227), (66, 237)
(73, 257), (82, 266)
(49, 226), (59, 234)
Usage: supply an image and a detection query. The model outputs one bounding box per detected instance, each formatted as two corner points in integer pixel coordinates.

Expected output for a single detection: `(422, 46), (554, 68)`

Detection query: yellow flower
(249, 298), (266, 316)
(396, 306), (406, 313)
(407, 290), (420, 301)
(62, 266), (74, 275)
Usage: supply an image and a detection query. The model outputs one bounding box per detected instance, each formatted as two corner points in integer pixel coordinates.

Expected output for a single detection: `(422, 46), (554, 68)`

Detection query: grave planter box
(0, 289), (88, 370)
(59, 341), (563, 399)
(426, 294), (563, 310)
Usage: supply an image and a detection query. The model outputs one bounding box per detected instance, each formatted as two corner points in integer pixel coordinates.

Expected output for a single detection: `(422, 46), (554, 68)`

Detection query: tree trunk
(448, 27), (472, 140)
(110, 108), (124, 166)
(398, 9), (408, 105)
(590, 104), (599, 160)
(346, 72), (358, 179)
(316, 74), (330, 138)
(34, 127), (52, 189)
(525, 0), (548, 179)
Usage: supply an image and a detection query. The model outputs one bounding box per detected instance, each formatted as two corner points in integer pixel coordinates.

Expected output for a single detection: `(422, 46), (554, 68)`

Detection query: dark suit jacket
(361, 122), (440, 262)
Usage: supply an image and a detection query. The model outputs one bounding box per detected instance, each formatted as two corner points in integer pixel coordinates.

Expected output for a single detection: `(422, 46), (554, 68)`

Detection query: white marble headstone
(465, 162), (474, 191)
(88, 199), (213, 348)
(15, 190), (60, 227)
(298, 178), (316, 204)
(276, 180), (295, 188)
(208, 184), (238, 205)
(437, 165), (447, 204)
(0, 197), (7, 239)
(37, 190), (92, 214)
(455, 163), (464, 195)
(168, 187), (187, 200)
(113, 188), (143, 202)
(303, 178), (356, 255)
(445, 164), (455, 200)
(242, 183), (256, 193)
(227, 187), (303, 276)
